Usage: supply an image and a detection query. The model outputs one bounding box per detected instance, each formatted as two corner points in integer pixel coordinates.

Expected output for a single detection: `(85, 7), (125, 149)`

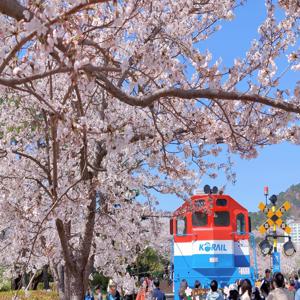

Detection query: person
(294, 275), (300, 290)
(240, 279), (252, 300)
(147, 277), (154, 298)
(107, 279), (121, 300)
(192, 280), (202, 300)
(252, 286), (263, 300)
(266, 272), (293, 300)
(151, 278), (166, 300)
(206, 280), (223, 300)
(85, 287), (95, 300)
(288, 279), (296, 293)
(95, 286), (102, 300)
(295, 287), (300, 300)
(260, 279), (270, 299)
(124, 295), (135, 300)
(179, 279), (188, 300)
(228, 290), (239, 300)
(264, 269), (272, 284)
(236, 279), (243, 295)
(136, 278), (148, 300)
(226, 283), (239, 300)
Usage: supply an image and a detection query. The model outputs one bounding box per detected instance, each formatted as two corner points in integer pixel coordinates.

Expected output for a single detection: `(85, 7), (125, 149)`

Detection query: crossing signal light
(259, 238), (273, 256)
(283, 237), (296, 257)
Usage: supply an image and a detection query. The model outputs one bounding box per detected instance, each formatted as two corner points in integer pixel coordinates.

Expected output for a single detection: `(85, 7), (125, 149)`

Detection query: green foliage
(0, 290), (59, 300)
(90, 272), (109, 291)
(37, 282), (44, 290)
(128, 247), (168, 279)
(0, 281), (11, 292)
(0, 268), (11, 292)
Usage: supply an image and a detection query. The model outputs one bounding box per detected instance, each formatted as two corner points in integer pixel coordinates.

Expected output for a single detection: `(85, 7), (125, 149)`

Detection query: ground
(0, 290), (59, 300)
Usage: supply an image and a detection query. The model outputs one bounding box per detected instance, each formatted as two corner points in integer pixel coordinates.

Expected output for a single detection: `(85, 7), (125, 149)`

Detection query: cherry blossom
(0, 1), (299, 299)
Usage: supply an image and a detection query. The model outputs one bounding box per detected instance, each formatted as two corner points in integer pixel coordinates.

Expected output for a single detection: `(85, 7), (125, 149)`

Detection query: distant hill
(249, 183), (300, 230)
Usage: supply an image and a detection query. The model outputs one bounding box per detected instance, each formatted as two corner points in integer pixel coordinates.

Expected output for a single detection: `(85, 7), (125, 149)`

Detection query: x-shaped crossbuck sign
(258, 201), (291, 234)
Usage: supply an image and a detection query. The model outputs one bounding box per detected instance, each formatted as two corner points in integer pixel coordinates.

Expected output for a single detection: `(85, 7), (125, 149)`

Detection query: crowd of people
(178, 268), (300, 300)
(84, 269), (300, 300)
(84, 277), (166, 300)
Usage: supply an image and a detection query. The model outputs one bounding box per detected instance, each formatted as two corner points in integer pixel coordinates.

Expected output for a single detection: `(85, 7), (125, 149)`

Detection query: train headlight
(259, 238), (273, 256)
(283, 237), (296, 257)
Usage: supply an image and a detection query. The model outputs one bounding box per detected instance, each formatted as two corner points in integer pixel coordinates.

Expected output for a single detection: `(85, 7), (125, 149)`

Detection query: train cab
(170, 188), (256, 296)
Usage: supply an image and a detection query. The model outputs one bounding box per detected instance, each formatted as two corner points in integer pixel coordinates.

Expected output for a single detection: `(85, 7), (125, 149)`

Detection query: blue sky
(157, 142), (300, 212)
(156, 1), (300, 213)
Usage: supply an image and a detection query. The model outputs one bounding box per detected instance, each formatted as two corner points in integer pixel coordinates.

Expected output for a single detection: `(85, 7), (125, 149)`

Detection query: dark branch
(0, 0), (32, 21)
(94, 73), (300, 114)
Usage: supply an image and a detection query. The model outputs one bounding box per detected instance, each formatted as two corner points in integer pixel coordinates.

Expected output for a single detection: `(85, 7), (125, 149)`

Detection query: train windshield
(214, 211), (230, 226)
(192, 211), (207, 227)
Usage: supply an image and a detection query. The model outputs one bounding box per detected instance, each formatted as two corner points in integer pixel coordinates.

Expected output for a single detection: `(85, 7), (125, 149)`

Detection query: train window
(248, 216), (252, 233)
(214, 211), (230, 226)
(216, 199), (227, 206)
(237, 213), (246, 234)
(192, 211), (208, 227)
(170, 218), (173, 235)
(176, 217), (187, 235)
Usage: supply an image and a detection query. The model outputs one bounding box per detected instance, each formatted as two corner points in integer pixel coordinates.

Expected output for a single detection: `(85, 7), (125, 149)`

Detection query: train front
(170, 190), (255, 298)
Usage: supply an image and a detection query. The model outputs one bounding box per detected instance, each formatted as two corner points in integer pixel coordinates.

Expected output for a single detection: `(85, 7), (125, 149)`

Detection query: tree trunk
(64, 265), (71, 300)
(52, 264), (83, 300)
(67, 268), (85, 300)
(58, 264), (65, 300)
(43, 265), (50, 290)
(55, 192), (97, 300)
(21, 272), (29, 288)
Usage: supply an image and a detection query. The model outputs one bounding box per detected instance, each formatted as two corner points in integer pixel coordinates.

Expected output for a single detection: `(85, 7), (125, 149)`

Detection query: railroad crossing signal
(258, 201), (291, 234)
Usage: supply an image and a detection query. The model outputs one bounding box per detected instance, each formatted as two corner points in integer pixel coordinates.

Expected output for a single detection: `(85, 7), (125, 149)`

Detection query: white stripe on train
(174, 240), (250, 256)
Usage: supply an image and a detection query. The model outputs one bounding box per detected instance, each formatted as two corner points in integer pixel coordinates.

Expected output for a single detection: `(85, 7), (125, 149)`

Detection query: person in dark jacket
(261, 279), (270, 299)
(294, 275), (300, 290)
(151, 278), (166, 300)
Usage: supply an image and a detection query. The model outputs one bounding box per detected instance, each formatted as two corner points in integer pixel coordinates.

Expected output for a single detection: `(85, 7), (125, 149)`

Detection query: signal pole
(264, 186), (269, 205)
(258, 189), (292, 273)
(269, 195), (280, 273)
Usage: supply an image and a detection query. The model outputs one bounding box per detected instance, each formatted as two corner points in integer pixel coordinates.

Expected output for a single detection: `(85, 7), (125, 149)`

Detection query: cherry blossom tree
(0, 0), (299, 299)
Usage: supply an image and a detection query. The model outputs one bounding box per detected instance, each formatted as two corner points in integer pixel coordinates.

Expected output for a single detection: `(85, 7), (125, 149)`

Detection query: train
(170, 185), (258, 298)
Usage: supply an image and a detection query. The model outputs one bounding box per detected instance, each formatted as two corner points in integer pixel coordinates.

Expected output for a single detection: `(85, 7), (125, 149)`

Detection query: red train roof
(173, 194), (248, 216)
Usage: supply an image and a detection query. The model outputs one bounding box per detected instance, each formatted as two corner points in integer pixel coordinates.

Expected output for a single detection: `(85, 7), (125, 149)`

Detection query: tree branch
(94, 73), (300, 114)
(56, 219), (76, 274)
(0, 0), (32, 21)
(12, 150), (49, 175)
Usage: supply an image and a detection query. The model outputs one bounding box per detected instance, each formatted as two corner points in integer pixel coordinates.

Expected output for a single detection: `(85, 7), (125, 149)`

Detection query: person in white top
(240, 279), (252, 300)
(266, 272), (293, 300)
